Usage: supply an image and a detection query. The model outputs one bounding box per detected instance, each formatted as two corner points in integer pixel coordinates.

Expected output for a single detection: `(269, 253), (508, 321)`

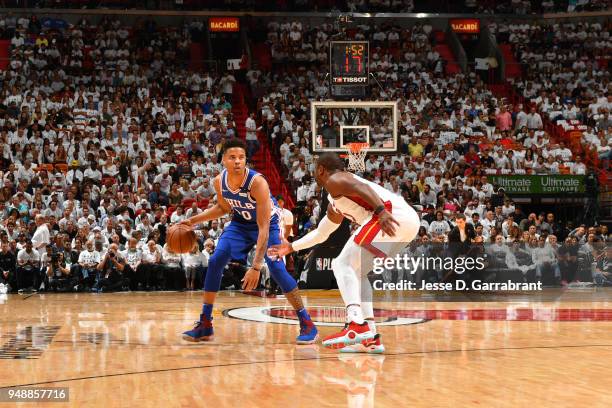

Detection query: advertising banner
(487, 175), (586, 195)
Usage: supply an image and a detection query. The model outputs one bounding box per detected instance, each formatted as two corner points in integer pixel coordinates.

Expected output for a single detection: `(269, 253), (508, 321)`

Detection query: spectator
(245, 112), (260, 160)
(16, 239), (39, 293)
(95, 243), (129, 292)
(181, 242), (204, 291)
(46, 252), (76, 292)
(78, 240), (100, 289)
(139, 240), (162, 290)
(558, 237), (579, 286)
(276, 195), (294, 239)
(419, 185), (437, 207)
(496, 105), (513, 131)
(31, 214), (51, 257)
(160, 243), (183, 290)
(0, 242), (16, 291)
(121, 238), (142, 290)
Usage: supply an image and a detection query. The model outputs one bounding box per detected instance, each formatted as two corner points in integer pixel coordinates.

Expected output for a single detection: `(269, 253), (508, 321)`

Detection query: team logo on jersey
(225, 198), (255, 209)
(224, 306), (426, 327)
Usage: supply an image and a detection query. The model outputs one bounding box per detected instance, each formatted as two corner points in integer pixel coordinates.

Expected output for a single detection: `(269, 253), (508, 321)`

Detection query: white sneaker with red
(322, 321), (374, 349)
(339, 334), (385, 354)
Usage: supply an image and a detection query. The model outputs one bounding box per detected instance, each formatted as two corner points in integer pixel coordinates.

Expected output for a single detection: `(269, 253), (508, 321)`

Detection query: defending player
(269, 153), (419, 353)
(181, 139), (318, 344)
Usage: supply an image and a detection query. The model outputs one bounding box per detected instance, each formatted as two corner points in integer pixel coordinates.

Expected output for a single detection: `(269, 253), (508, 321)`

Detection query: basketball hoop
(344, 143), (369, 173)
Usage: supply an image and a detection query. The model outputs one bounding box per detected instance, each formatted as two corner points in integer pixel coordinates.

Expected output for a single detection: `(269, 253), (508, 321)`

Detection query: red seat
(182, 198), (196, 208)
(55, 163), (68, 173)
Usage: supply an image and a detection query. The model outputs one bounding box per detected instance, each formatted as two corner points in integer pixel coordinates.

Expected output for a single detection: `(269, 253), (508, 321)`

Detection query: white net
(345, 143), (369, 173)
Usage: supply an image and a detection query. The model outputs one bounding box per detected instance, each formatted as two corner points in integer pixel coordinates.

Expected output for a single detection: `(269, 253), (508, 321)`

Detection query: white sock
(365, 319), (377, 334)
(347, 304), (365, 324)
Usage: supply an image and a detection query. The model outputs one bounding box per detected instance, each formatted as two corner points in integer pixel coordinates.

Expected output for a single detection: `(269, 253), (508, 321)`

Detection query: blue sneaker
(182, 314), (214, 342)
(296, 314), (319, 344)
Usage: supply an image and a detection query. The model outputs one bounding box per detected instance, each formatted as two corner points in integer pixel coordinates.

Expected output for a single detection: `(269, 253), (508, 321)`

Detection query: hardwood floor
(0, 289), (611, 407)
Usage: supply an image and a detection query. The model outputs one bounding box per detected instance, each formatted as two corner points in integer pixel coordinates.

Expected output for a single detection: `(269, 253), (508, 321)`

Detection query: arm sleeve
(291, 215), (341, 252)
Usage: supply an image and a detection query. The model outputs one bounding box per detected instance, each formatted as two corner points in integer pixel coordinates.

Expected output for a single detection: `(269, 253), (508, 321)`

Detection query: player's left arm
(326, 173), (400, 236)
(241, 176), (270, 290)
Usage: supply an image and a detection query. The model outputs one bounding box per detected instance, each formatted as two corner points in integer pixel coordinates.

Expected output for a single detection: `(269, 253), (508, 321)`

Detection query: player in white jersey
(269, 153), (420, 353)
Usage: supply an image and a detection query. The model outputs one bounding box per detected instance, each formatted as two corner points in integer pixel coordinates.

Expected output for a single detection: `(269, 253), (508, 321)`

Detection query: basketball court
(0, 290), (610, 407)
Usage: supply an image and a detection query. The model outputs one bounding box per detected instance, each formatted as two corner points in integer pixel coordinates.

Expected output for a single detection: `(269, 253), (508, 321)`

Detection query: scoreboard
(329, 41), (369, 98)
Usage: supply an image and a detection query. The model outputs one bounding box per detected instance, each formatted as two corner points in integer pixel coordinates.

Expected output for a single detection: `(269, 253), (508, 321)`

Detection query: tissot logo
(224, 306), (426, 327)
(334, 76), (368, 83)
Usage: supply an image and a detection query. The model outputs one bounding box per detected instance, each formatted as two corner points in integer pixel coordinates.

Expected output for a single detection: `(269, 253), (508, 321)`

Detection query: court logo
(224, 306), (426, 327)
(0, 326), (61, 359)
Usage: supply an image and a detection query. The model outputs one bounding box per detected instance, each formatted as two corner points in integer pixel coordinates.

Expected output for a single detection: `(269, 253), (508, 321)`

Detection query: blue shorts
(217, 220), (282, 262)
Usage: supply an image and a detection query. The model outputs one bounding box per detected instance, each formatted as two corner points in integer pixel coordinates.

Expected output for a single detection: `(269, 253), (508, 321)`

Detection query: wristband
(373, 205), (385, 215)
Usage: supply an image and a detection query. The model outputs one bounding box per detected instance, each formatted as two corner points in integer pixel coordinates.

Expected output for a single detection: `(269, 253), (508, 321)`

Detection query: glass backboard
(310, 101), (398, 154)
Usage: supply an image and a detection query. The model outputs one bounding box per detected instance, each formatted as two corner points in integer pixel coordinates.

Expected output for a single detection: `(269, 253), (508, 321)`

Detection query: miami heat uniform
(290, 172), (420, 353)
(329, 173), (420, 260)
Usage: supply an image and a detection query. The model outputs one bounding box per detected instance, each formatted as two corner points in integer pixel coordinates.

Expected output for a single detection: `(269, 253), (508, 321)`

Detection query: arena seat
(54, 164), (68, 173)
(182, 198), (196, 208)
(38, 164), (54, 172)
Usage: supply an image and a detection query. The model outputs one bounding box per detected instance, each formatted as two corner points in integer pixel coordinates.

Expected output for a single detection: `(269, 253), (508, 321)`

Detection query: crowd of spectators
(397, 210), (612, 287)
(252, 18), (610, 287)
(0, 12), (609, 295)
(493, 20), (611, 162)
(0, 15), (241, 293)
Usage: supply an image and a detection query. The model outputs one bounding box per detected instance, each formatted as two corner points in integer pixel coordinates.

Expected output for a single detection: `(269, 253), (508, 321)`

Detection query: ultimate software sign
(488, 175), (586, 194)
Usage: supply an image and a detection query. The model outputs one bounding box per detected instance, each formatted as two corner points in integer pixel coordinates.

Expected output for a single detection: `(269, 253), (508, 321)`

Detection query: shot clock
(329, 41), (369, 98)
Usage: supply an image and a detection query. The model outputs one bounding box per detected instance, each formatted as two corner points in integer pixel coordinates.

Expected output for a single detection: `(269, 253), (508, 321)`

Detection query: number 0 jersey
(220, 168), (280, 225)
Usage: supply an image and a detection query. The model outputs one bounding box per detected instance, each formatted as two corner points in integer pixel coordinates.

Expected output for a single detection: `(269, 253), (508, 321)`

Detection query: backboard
(310, 101), (398, 154)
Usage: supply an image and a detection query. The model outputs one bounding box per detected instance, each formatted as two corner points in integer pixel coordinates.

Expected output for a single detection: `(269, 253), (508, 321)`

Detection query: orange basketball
(166, 224), (197, 254)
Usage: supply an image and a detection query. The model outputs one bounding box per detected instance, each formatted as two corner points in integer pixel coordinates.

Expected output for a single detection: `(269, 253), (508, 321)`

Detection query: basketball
(166, 224), (196, 254)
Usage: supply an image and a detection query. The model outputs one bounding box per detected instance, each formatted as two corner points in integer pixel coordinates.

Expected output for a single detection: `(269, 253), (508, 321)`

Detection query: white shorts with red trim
(352, 203), (420, 258)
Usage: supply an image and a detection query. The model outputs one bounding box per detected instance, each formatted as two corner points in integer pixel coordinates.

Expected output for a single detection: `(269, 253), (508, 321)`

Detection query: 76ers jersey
(221, 168), (280, 225)
(329, 173), (411, 226)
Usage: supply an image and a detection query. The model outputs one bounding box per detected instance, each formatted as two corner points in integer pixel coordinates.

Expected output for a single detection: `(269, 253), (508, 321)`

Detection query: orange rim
(344, 143), (370, 154)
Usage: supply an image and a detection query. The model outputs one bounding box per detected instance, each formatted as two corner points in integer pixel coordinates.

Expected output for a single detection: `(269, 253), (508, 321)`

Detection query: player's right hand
(378, 210), (399, 237)
(267, 243), (293, 259)
(179, 219), (192, 227)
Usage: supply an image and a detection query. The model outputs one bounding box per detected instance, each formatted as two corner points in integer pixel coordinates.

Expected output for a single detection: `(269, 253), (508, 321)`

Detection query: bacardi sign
(450, 19), (480, 34)
(209, 17), (240, 32)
